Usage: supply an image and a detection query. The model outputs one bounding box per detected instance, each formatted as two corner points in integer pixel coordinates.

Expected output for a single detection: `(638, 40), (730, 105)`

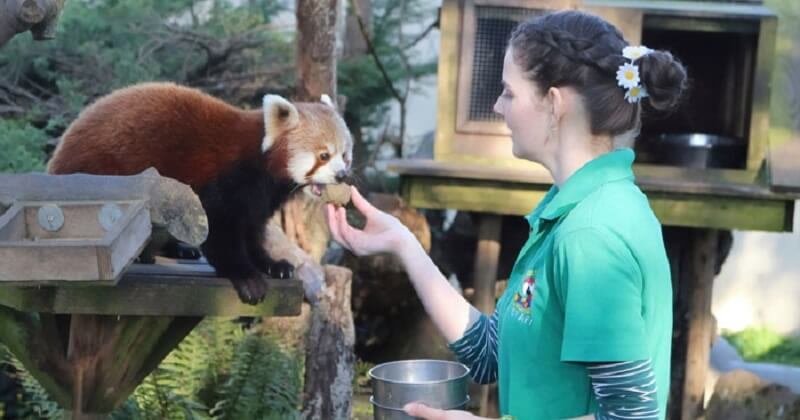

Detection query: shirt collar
(527, 148), (636, 223)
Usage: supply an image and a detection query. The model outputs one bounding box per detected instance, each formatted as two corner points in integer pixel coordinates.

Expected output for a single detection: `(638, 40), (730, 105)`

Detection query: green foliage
(0, 0), (293, 174)
(338, 0), (439, 136)
(724, 327), (800, 367)
(0, 318), (303, 419)
(0, 349), (63, 420)
(210, 331), (302, 420)
(0, 119), (47, 173)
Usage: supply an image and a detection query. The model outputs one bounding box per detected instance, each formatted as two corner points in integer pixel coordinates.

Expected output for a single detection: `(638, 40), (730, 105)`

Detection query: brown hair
(509, 10), (687, 136)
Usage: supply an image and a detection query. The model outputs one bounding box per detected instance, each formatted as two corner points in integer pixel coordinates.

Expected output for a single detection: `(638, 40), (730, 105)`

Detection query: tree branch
(348, 0), (403, 103)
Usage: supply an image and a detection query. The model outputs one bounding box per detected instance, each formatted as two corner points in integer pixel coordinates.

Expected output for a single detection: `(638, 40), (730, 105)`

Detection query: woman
(327, 10), (687, 420)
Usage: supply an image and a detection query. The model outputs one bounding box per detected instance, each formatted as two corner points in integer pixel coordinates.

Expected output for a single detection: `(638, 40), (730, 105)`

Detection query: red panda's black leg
(245, 226), (294, 280)
(197, 158), (297, 304)
(201, 221), (268, 304)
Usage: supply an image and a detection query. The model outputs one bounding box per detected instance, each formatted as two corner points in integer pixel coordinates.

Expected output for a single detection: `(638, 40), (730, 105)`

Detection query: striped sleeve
(448, 310), (499, 384)
(588, 359), (660, 420)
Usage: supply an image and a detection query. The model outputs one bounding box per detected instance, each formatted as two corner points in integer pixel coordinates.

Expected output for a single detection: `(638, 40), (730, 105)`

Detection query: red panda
(48, 82), (353, 304)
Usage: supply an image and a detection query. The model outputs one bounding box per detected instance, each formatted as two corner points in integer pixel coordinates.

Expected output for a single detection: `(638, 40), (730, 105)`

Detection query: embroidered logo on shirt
(512, 269), (536, 317)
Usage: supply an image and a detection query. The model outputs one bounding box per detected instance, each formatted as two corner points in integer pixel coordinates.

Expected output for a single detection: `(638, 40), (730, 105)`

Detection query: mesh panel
(468, 7), (544, 122)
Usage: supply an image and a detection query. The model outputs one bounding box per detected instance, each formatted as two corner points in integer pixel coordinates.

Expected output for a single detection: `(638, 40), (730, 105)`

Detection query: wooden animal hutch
(389, 0), (800, 419)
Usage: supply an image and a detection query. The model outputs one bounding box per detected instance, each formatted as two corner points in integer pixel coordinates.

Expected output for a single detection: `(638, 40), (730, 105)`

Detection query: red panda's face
(262, 94), (353, 199)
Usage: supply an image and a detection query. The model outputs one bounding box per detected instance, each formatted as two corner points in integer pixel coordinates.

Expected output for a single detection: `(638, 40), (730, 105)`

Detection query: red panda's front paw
(231, 275), (268, 304)
(267, 260), (294, 280)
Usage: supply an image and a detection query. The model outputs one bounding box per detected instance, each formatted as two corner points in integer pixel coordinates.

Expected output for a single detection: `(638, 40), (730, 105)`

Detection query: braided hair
(509, 10), (687, 137)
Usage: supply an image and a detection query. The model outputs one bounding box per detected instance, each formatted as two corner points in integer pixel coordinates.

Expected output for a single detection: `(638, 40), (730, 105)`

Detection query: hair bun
(639, 50), (688, 113)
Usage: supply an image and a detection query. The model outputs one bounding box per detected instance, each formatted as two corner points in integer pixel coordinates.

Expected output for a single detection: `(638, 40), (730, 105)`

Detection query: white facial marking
(321, 94), (335, 108)
(287, 152), (317, 184)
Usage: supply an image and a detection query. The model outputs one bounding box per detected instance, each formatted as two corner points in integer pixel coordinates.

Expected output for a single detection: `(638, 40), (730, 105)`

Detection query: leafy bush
(1, 318), (303, 419)
(724, 327), (800, 367)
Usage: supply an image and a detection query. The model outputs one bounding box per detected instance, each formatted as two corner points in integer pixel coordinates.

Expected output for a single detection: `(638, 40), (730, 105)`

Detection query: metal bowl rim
(650, 132), (743, 147)
(369, 395), (471, 411)
(368, 359), (471, 384)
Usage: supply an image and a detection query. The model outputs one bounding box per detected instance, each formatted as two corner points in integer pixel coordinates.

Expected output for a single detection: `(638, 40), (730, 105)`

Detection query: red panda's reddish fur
(48, 82), (267, 186)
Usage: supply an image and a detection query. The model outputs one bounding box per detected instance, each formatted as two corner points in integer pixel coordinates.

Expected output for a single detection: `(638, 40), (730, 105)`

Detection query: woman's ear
(547, 86), (565, 123)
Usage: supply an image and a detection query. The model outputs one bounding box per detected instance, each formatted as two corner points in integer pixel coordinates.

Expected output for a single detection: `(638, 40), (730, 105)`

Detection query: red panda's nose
(335, 170), (349, 183)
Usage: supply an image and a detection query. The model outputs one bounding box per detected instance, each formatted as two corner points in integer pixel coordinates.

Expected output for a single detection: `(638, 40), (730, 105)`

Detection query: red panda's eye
(320, 152), (330, 161)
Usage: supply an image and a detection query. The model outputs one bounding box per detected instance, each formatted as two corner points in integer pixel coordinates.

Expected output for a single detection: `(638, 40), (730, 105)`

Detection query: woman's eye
(320, 152), (331, 161)
(502, 89), (513, 99)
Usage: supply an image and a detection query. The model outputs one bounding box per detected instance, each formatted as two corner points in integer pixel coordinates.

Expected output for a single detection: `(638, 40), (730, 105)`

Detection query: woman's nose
(493, 98), (503, 117)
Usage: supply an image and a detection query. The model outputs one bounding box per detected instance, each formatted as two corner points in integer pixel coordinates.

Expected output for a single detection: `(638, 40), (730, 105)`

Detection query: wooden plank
(647, 193), (792, 232)
(433, 0), (461, 161)
(387, 159), (800, 200)
(401, 176), (794, 232)
(746, 15), (777, 171)
(405, 176), (548, 215)
(770, 140), (800, 192)
(0, 261), (303, 317)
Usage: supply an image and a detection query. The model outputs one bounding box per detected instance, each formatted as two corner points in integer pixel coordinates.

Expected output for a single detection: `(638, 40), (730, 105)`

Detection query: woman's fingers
(335, 206), (361, 253)
(349, 186), (375, 217)
(325, 204), (347, 247)
(403, 403), (444, 420)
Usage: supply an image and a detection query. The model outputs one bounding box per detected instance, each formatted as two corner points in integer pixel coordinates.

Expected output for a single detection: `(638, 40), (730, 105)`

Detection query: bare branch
(403, 19), (437, 50)
(349, 0), (403, 103)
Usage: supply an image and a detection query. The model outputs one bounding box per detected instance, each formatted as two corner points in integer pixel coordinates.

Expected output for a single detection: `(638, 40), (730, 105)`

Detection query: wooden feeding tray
(0, 200), (150, 283)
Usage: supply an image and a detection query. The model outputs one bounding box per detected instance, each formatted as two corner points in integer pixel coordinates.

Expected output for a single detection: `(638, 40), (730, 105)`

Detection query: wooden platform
(0, 258), (303, 317)
(386, 159), (799, 232)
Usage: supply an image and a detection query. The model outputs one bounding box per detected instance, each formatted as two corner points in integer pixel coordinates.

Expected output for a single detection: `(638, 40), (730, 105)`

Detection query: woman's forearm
(396, 238), (482, 343)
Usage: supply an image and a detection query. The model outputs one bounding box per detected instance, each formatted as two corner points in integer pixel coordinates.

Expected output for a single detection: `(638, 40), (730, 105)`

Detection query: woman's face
(493, 48), (554, 163)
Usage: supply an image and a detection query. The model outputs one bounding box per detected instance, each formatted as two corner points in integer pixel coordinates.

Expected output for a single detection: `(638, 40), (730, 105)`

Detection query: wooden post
(301, 265), (355, 420)
(472, 214), (502, 418)
(664, 227), (719, 420)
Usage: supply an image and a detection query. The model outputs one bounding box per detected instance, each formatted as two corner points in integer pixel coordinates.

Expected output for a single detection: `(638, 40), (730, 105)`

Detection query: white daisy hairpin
(616, 45), (653, 104)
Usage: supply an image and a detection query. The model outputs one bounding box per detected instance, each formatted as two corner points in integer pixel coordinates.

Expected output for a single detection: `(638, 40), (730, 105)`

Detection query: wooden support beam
(472, 214), (502, 418)
(0, 260), (303, 317)
(664, 227), (719, 420)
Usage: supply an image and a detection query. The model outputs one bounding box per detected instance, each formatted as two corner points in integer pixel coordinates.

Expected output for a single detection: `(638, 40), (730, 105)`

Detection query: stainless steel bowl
(369, 359), (470, 419)
(635, 133), (747, 169)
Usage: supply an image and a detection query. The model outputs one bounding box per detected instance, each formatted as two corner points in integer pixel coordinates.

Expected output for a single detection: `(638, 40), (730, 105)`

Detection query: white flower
(616, 62), (640, 89)
(624, 86), (648, 103)
(623, 45), (653, 60)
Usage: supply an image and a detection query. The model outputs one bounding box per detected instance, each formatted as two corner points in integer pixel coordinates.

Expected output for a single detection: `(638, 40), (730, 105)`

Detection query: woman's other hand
(325, 186), (415, 257)
(403, 402), (482, 420)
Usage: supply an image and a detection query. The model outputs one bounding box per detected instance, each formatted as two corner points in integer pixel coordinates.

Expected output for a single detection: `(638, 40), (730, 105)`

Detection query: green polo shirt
(496, 148), (672, 419)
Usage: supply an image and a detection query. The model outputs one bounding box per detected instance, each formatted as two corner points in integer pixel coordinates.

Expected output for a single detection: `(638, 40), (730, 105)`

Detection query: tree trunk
(283, 0), (342, 258)
(295, 0), (339, 101)
(0, 0), (66, 48)
(301, 265), (355, 420)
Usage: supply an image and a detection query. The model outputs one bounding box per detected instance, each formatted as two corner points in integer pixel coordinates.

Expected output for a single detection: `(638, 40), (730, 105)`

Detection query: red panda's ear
(262, 94), (299, 153)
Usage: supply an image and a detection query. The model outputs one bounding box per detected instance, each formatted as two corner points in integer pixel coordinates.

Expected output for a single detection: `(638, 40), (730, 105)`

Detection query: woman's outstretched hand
(325, 186), (415, 257)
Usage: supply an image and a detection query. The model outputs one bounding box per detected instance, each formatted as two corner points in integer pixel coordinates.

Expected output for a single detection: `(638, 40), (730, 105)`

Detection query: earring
(548, 121), (558, 142)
